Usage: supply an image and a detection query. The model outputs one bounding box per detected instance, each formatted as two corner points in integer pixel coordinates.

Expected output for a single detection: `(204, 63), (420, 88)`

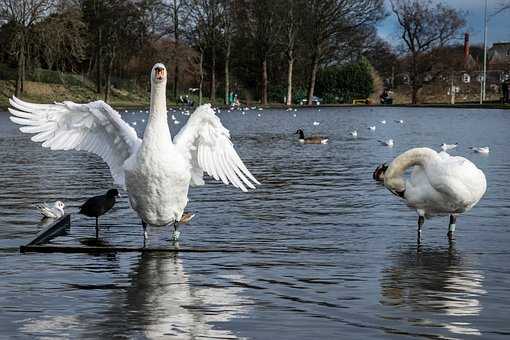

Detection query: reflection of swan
(106, 254), (252, 339)
(380, 245), (486, 337)
(374, 148), (486, 242)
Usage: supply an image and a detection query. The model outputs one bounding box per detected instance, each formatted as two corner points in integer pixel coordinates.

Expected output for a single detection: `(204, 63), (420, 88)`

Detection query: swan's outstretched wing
(173, 104), (259, 192)
(9, 96), (141, 187)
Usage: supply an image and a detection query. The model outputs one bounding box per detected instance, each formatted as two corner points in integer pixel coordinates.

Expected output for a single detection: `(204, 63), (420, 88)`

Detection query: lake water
(1, 105), (509, 339)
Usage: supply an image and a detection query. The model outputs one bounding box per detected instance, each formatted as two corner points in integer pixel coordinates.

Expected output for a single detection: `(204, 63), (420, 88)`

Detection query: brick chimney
(464, 32), (470, 66)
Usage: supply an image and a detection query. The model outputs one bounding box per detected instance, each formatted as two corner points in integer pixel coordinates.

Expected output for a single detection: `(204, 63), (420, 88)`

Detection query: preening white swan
(373, 147), (486, 242)
(9, 63), (259, 243)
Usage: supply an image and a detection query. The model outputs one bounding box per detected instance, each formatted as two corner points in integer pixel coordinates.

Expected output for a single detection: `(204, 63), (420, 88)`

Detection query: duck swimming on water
(295, 129), (328, 144)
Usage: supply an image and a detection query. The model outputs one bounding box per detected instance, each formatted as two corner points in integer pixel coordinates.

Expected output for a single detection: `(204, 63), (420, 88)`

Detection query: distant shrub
(316, 58), (374, 104)
(0, 63), (17, 80)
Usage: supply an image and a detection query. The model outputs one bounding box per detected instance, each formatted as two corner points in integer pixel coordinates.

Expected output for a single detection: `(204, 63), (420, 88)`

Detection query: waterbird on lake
(9, 63), (259, 244)
(379, 139), (394, 147)
(380, 120), (386, 124)
(373, 148), (486, 243)
(395, 119), (404, 124)
(441, 143), (458, 151)
(79, 189), (120, 239)
(470, 146), (490, 154)
(368, 126), (376, 131)
(350, 130), (358, 137)
(295, 129), (328, 144)
(35, 201), (65, 219)
(313, 121), (320, 126)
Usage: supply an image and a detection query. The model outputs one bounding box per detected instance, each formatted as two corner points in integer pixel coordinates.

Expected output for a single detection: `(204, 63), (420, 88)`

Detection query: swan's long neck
(143, 82), (171, 146)
(384, 148), (439, 193)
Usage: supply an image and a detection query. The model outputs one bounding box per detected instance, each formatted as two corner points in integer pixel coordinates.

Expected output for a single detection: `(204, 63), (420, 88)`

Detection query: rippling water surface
(1, 106), (509, 339)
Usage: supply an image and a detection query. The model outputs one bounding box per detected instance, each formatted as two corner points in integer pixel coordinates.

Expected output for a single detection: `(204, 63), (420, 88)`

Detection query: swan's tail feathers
(373, 163), (388, 182)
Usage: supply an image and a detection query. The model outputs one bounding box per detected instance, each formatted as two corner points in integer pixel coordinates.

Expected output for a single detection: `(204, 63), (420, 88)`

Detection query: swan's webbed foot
(447, 215), (456, 242)
(171, 221), (181, 242)
(417, 216), (424, 244)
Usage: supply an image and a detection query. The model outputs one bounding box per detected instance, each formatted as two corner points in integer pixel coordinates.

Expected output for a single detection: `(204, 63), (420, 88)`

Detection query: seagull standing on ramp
(9, 63), (259, 244)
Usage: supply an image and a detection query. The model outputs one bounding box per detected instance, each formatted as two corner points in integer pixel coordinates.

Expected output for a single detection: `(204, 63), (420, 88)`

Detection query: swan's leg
(417, 216), (424, 244)
(448, 215), (456, 241)
(142, 220), (148, 247)
(172, 221), (181, 241)
(95, 217), (99, 239)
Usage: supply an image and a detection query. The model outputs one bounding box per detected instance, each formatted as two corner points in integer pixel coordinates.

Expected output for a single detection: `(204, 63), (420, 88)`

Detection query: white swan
(35, 201), (65, 219)
(373, 148), (486, 242)
(9, 63), (259, 243)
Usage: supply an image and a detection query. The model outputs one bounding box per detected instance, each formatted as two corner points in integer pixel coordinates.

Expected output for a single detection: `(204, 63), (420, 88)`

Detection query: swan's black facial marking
(154, 67), (166, 80)
(373, 163), (388, 182)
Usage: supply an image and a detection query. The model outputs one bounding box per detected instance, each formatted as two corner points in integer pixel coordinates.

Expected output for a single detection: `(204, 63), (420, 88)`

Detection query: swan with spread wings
(9, 63), (259, 243)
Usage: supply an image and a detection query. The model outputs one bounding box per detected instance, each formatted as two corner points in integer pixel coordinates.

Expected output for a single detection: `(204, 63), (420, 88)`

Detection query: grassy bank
(0, 79), (149, 109)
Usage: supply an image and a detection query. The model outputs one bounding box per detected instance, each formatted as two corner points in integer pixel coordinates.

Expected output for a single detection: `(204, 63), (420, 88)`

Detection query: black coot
(79, 189), (120, 239)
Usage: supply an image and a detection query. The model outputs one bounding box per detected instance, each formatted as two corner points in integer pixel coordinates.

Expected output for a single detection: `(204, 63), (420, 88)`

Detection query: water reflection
(380, 245), (486, 336)
(104, 254), (252, 339)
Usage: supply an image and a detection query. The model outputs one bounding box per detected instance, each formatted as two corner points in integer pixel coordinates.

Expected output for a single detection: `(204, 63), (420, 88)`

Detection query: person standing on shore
(502, 80), (509, 104)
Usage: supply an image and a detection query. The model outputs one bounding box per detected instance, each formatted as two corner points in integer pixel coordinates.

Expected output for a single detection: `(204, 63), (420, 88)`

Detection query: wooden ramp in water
(19, 214), (255, 254)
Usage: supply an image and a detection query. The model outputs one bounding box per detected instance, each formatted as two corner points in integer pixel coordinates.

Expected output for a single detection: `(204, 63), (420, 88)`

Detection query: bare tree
(0, 0), (55, 96)
(163, 0), (190, 100)
(303, 0), (384, 105)
(280, 0), (303, 106)
(391, 0), (465, 104)
(219, 0), (234, 105)
(494, 0), (510, 15)
(189, 0), (221, 102)
(238, 0), (280, 105)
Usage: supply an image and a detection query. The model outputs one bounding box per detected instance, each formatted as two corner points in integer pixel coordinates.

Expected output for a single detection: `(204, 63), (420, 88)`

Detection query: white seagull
(380, 120), (386, 124)
(440, 143), (458, 151)
(9, 63), (259, 243)
(36, 201), (65, 219)
(350, 130), (358, 137)
(368, 126), (376, 131)
(395, 119), (404, 124)
(470, 146), (490, 154)
(313, 121), (320, 126)
(378, 139), (394, 147)
(373, 148), (486, 243)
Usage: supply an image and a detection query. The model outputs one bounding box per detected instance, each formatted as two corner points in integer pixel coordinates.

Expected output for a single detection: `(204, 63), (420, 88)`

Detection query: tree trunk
(286, 55), (294, 106)
(173, 56), (179, 100)
(261, 58), (268, 105)
(96, 29), (102, 94)
(210, 45), (216, 102)
(199, 51), (204, 105)
(173, 5), (179, 100)
(307, 55), (319, 105)
(15, 39), (25, 96)
(410, 54), (418, 104)
(224, 41), (230, 105)
(104, 52), (113, 103)
(15, 52), (23, 97)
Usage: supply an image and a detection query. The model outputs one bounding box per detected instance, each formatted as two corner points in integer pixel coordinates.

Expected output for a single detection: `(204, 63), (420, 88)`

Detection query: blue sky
(377, 0), (510, 47)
